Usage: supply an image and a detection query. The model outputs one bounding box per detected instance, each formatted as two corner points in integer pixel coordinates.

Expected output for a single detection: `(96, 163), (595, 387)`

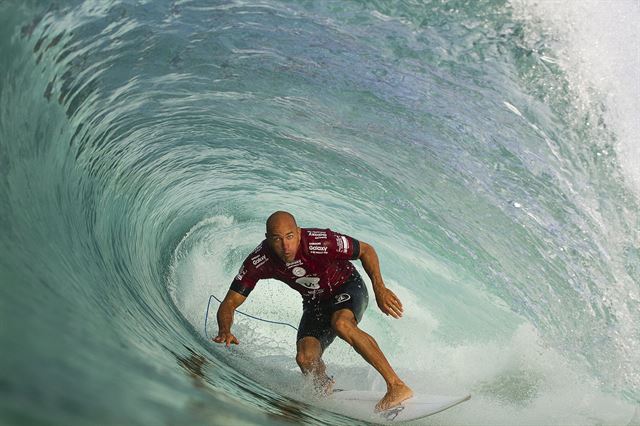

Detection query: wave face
(1, 1), (638, 424)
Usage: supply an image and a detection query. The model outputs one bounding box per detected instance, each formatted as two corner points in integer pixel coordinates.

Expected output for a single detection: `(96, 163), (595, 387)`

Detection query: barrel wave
(1, 1), (638, 425)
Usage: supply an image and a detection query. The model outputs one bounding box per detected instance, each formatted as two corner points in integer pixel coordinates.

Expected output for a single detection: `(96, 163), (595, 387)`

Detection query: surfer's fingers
(390, 296), (403, 310)
(378, 301), (392, 317)
(391, 293), (402, 310)
(385, 303), (401, 318)
(378, 293), (401, 317)
(393, 294), (403, 309)
(387, 301), (403, 318)
(386, 292), (403, 311)
(385, 289), (403, 308)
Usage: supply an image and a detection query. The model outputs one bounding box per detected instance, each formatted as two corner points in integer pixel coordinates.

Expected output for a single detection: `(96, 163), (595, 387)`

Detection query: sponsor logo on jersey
(335, 293), (351, 303)
(286, 259), (303, 268)
(292, 267), (306, 277)
(251, 254), (268, 268)
(295, 277), (321, 289)
(307, 230), (327, 239)
(336, 235), (349, 253)
(235, 265), (247, 280)
(309, 242), (328, 254)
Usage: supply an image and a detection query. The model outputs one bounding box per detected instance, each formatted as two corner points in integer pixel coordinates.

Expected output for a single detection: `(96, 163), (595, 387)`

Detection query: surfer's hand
(375, 288), (403, 318)
(213, 331), (239, 347)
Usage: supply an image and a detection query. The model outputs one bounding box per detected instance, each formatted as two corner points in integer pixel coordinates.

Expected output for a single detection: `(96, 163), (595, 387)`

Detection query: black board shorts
(296, 271), (369, 351)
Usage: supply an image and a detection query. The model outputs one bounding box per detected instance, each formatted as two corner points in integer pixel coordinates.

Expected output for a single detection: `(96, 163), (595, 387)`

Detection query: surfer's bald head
(266, 211), (297, 234)
(265, 211), (300, 263)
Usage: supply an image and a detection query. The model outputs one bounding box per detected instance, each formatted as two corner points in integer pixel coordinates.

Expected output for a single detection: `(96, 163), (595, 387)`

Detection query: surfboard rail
(327, 390), (471, 423)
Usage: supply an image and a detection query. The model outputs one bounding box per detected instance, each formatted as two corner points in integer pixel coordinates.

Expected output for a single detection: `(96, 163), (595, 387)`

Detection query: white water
(512, 0), (640, 196)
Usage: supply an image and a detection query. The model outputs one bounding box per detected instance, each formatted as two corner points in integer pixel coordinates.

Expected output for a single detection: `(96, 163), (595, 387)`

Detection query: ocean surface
(1, 1), (639, 425)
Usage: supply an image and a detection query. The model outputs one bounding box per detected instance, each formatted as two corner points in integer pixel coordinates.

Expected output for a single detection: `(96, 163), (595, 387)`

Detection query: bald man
(214, 211), (413, 412)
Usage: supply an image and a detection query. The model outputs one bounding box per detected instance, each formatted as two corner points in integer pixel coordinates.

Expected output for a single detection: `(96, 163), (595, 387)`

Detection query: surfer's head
(265, 211), (301, 263)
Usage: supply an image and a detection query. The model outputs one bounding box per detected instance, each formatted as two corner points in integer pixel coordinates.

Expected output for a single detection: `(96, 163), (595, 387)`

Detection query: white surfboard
(327, 390), (470, 423)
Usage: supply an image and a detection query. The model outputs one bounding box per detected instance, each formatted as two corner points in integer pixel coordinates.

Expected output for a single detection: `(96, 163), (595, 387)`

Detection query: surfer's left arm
(357, 241), (403, 318)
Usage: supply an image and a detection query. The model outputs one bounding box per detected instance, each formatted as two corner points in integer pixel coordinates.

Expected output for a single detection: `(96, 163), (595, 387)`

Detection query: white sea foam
(511, 0), (640, 198)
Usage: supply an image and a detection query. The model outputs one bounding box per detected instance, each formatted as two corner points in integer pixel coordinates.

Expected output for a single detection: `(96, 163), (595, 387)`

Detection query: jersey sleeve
(229, 244), (268, 297)
(327, 229), (361, 260)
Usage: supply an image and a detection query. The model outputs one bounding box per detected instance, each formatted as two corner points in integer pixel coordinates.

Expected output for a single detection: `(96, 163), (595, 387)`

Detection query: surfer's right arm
(213, 289), (247, 347)
(216, 242), (264, 345)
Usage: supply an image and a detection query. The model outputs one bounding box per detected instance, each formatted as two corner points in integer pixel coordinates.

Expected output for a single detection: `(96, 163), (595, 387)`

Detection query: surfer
(213, 211), (413, 412)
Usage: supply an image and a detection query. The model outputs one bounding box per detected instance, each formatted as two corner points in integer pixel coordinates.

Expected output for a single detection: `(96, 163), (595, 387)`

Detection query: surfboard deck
(326, 389), (471, 423)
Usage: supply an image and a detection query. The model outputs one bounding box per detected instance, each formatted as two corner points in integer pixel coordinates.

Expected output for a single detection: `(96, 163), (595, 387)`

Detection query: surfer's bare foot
(375, 382), (413, 412)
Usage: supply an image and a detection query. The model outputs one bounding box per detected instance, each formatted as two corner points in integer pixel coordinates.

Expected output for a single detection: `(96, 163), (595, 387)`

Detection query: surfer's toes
(375, 383), (414, 412)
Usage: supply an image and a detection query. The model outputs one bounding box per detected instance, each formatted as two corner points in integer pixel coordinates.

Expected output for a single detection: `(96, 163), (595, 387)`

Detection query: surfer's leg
(295, 336), (324, 374)
(296, 337), (333, 394)
(331, 309), (413, 411)
(296, 298), (338, 395)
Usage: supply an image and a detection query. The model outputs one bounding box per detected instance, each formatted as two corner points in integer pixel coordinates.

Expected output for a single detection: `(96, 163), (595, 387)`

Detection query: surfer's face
(266, 217), (300, 263)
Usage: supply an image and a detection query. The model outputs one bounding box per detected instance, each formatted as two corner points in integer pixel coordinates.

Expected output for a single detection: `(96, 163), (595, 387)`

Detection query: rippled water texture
(1, 1), (638, 425)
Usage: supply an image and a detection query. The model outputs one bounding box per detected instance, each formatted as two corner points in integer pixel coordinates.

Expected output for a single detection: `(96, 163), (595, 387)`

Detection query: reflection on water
(167, 345), (345, 425)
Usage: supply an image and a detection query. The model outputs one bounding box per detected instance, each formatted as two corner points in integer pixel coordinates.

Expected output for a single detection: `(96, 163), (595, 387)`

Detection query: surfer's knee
(332, 315), (357, 341)
(295, 338), (323, 371)
(296, 351), (321, 371)
(295, 352), (308, 369)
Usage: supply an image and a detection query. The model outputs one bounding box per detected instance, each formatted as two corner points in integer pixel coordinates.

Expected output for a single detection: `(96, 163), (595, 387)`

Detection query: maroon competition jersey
(230, 228), (361, 301)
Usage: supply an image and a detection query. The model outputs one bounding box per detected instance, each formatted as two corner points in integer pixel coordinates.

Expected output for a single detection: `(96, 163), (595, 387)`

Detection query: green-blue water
(1, 1), (638, 425)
